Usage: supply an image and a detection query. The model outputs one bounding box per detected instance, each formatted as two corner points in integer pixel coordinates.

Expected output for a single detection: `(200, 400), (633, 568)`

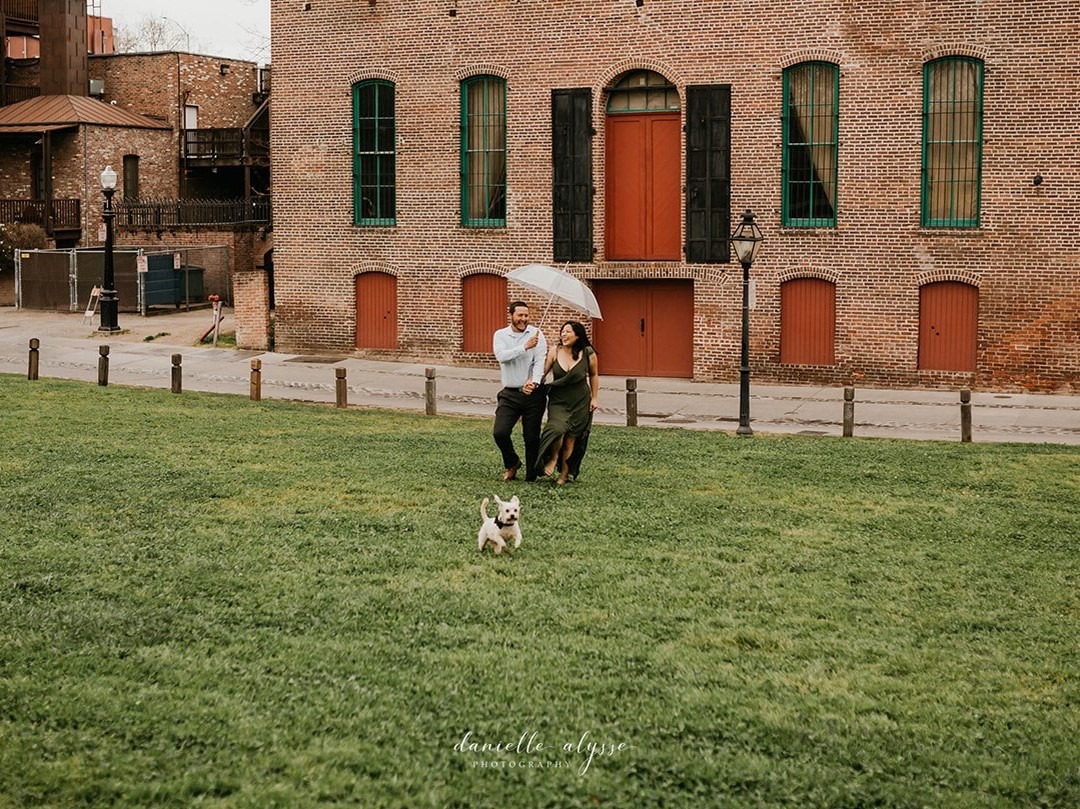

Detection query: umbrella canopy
(505, 264), (603, 323)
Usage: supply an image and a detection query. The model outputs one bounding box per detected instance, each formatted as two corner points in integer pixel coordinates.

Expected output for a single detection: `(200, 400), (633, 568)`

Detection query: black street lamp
(99, 165), (120, 333)
(730, 209), (764, 436)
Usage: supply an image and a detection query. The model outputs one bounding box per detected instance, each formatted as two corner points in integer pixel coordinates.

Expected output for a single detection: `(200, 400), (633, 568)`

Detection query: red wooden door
(593, 282), (646, 375)
(462, 273), (508, 353)
(355, 271), (397, 349)
(919, 281), (978, 371)
(593, 280), (693, 377)
(605, 113), (681, 260)
(780, 278), (836, 365)
(648, 280), (694, 377)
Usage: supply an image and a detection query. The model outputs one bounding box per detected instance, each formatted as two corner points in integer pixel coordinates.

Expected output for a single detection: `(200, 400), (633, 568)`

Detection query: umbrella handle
(536, 289), (556, 331)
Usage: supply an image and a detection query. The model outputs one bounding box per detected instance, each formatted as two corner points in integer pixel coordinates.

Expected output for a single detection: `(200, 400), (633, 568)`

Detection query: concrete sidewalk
(2, 307), (1078, 444)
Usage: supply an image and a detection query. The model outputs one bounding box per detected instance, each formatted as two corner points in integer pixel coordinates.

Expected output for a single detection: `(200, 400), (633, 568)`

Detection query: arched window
(782, 62), (838, 227)
(922, 57), (983, 227)
(460, 75), (506, 227)
(122, 154), (140, 200)
(352, 80), (396, 225)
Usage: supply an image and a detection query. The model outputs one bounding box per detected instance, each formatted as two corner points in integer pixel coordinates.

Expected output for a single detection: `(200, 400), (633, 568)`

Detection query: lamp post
(730, 209), (764, 435)
(99, 165), (120, 333)
(161, 16), (191, 51)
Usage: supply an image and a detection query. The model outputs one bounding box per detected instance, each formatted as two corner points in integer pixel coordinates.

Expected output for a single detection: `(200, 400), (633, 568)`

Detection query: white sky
(97, 0), (270, 64)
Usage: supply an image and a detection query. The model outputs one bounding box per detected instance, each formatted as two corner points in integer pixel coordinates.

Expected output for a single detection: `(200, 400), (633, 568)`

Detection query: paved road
(2, 307), (1078, 444)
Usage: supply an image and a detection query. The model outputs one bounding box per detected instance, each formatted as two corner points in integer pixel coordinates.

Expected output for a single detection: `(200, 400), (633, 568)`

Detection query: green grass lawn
(1, 375), (1078, 808)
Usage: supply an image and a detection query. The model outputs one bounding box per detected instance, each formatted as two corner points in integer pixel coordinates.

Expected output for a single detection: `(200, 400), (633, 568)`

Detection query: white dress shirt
(493, 325), (548, 389)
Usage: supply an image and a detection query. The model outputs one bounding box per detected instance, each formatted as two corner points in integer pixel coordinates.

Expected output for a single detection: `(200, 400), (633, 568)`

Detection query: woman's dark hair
(561, 320), (592, 360)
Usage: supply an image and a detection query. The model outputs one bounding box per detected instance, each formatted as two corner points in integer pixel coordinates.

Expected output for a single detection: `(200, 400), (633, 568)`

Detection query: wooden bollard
(626, 378), (638, 427)
(97, 345), (109, 386)
(960, 388), (972, 443)
(27, 338), (40, 380)
(171, 354), (182, 394)
(843, 386), (855, 437)
(425, 367), (437, 415)
(250, 358), (262, 401)
(335, 367), (348, 409)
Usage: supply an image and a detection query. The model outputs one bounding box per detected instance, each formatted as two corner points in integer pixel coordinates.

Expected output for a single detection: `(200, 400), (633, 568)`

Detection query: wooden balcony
(1, 0), (38, 25)
(184, 128), (270, 168)
(116, 198), (271, 228)
(0, 198), (81, 236)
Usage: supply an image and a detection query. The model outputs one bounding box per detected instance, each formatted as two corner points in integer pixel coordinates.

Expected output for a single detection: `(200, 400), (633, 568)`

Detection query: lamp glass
(100, 165), (118, 190)
(730, 212), (763, 266)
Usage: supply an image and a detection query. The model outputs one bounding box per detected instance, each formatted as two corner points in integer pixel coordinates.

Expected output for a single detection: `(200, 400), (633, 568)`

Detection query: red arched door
(919, 281), (978, 371)
(355, 271), (397, 349)
(780, 278), (836, 365)
(461, 273), (508, 353)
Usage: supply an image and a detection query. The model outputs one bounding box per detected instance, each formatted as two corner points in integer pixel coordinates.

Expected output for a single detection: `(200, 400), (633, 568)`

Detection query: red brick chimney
(39, 0), (89, 96)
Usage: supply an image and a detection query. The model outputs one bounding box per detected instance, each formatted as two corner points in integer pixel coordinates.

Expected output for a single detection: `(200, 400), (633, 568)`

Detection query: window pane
(353, 80), (396, 224)
(783, 62), (838, 226)
(923, 58), (982, 226)
(462, 76), (506, 225)
(606, 70), (679, 113)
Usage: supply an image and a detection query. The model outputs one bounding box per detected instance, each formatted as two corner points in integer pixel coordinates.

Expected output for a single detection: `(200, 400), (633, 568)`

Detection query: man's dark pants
(493, 385), (547, 481)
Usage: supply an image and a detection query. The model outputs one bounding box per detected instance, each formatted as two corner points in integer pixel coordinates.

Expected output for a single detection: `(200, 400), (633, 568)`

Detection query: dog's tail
(480, 497), (490, 520)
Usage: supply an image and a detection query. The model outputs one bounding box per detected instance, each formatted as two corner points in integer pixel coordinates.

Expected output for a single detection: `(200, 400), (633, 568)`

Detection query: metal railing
(1, 0), (38, 24)
(184, 128), (270, 163)
(115, 198), (271, 227)
(0, 198), (81, 231)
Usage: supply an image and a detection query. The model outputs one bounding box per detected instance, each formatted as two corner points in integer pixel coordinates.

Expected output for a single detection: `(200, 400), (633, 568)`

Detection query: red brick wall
(272, 1), (1078, 391)
(233, 265), (271, 350)
(89, 52), (262, 129)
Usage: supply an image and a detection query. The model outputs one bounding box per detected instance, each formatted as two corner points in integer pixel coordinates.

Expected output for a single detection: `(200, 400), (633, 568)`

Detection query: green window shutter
(782, 62), (838, 227)
(353, 81), (396, 226)
(685, 85), (731, 264)
(552, 88), (593, 263)
(460, 76), (507, 227)
(921, 57), (983, 228)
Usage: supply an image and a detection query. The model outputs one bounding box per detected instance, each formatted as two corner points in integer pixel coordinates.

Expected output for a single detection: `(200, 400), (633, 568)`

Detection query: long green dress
(535, 349), (593, 478)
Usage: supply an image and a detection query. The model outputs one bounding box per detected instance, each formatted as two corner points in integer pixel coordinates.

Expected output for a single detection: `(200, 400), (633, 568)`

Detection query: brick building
(0, 0), (273, 346)
(273, 1), (1077, 392)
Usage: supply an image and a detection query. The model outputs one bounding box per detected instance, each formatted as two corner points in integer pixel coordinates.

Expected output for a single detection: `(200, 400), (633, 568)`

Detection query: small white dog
(477, 495), (523, 554)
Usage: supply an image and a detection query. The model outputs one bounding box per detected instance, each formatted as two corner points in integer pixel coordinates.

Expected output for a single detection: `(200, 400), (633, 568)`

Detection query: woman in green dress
(535, 321), (600, 485)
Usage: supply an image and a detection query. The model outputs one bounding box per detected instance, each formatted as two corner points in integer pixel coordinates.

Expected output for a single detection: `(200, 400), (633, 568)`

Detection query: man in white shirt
(492, 300), (548, 481)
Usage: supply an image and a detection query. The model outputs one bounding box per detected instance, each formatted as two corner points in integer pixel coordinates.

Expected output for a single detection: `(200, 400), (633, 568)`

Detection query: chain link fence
(14, 245), (231, 314)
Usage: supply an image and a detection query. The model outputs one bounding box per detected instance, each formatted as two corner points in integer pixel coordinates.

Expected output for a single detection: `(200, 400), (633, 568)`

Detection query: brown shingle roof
(0, 95), (170, 131)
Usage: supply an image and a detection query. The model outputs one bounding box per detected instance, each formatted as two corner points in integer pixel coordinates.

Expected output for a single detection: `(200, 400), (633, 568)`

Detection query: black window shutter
(685, 85), (732, 263)
(552, 89), (593, 263)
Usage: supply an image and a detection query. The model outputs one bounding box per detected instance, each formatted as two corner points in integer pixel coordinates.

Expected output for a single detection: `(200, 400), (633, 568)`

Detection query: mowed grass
(1, 375), (1078, 809)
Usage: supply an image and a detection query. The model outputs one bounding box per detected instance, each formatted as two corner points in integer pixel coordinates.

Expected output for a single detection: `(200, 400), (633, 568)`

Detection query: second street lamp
(99, 165), (120, 333)
(730, 209), (764, 436)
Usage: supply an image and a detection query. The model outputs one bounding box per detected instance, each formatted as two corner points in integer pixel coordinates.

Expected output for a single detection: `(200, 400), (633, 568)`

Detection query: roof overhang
(0, 123), (76, 134)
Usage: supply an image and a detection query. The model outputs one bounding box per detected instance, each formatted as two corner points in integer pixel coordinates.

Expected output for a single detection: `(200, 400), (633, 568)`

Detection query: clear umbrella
(505, 263), (603, 327)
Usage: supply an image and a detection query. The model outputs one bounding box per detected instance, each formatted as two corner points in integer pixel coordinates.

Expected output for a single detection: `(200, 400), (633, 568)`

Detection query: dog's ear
(509, 496), (520, 507)
(494, 495), (504, 506)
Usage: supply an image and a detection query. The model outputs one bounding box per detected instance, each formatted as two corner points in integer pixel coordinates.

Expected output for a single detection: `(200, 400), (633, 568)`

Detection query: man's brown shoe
(503, 461), (521, 481)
